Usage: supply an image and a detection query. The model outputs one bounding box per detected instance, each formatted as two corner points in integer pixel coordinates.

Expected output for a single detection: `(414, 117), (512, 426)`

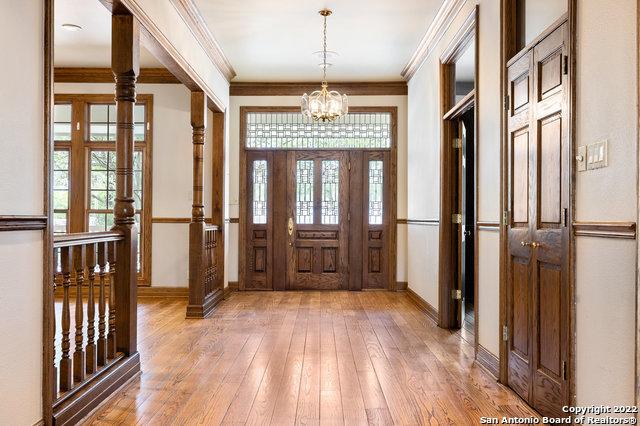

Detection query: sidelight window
(321, 160), (339, 224)
(369, 160), (384, 224)
(296, 160), (314, 224)
(53, 150), (70, 234)
(252, 160), (268, 224)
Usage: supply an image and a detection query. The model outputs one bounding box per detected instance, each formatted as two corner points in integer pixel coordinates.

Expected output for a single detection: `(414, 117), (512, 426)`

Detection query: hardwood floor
(82, 291), (538, 425)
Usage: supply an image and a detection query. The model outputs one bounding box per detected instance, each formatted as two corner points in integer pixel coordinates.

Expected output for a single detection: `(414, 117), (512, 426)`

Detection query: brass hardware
(319, 9), (332, 16)
(453, 138), (462, 149)
(287, 217), (294, 236)
(503, 210), (509, 226)
(521, 241), (541, 248)
(451, 289), (462, 300)
(503, 325), (509, 341)
(452, 213), (462, 224)
(347, 161), (351, 171)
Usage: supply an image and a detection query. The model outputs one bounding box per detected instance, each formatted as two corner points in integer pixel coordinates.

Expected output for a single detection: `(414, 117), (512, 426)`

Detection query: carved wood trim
(573, 221), (637, 239)
(0, 215), (47, 231)
(230, 81), (408, 96)
(401, 0), (467, 80)
(168, 0), (236, 81)
(55, 67), (180, 84)
(406, 288), (439, 324)
(476, 344), (500, 379)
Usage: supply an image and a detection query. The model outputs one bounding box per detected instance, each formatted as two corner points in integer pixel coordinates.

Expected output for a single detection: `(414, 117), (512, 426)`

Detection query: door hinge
(503, 210), (509, 226)
(452, 213), (462, 224)
(347, 212), (351, 221)
(561, 208), (567, 227)
(347, 161), (351, 171)
(503, 95), (510, 111)
(76, 121), (80, 131)
(453, 138), (462, 149)
(503, 325), (509, 341)
(562, 361), (567, 380)
(563, 55), (569, 75)
(146, 122), (150, 131)
(451, 289), (462, 300)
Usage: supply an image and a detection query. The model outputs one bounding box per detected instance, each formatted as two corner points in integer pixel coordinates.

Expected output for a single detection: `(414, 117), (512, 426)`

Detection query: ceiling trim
(54, 67), (181, 84)
(230, 81), (408, 97)
(401, 0), (467, 81)
(169, 0), (236, 81)
(98, 0), (225, 112)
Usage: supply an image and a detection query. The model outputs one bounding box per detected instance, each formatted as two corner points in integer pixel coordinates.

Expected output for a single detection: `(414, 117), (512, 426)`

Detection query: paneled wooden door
(506, 22), (569, 417)
(286, 151), (349, 290)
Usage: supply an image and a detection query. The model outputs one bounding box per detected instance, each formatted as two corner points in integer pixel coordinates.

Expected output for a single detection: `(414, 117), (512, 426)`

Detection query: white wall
(227, 95), (408, 284)
(0, 1), (45, 424)
(406, 0), (638, 409)
(55, 83), (217, 288)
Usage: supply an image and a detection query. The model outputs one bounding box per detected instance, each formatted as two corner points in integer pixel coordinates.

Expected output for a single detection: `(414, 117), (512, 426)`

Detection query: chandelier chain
(322, 13), (327, 82)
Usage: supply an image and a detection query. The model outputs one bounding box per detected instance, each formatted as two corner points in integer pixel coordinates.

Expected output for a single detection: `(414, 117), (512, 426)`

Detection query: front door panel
(286, 151), (349, 289)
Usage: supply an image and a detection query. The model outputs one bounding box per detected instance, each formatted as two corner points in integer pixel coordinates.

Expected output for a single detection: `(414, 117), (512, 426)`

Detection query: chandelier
(301, 9), (348, 122)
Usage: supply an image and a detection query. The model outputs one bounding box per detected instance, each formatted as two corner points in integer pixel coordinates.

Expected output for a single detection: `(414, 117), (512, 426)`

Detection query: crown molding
(169, 0), (236, 81)
(230, 81), (407, 96)
(54, 67), (181, 84)
(401, 0), (467, 81)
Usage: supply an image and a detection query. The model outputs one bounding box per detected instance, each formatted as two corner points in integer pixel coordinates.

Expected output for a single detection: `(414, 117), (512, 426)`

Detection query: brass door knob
(521, 241), (541, 248)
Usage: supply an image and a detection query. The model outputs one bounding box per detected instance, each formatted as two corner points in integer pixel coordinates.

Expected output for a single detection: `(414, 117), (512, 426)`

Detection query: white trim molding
(401, 0), (467, 81)
(169, 0), (236, 81)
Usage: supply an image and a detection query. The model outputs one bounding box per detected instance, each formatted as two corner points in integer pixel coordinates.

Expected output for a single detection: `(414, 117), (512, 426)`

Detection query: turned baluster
(97, 242), (108, 366)
(73, 245), (86, 383)
(52, 248), (59, 398)
(107, 240), (117, 359)
(59, 246), (73, 391)
(85, 243), (97, 374)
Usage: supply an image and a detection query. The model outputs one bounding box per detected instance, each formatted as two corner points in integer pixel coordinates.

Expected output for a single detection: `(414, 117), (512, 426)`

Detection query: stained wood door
(506, 22), (569, 417)
(285, 151), (349, 289)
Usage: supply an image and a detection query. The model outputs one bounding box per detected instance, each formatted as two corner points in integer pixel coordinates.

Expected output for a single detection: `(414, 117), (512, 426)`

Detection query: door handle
(288, 217), (294, 236)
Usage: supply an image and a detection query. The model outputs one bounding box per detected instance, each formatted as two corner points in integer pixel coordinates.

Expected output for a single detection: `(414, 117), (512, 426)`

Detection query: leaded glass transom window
(296, 160), (314, 224)
(246, 112), (391, 149)
(321, 160), (339, 224)
(252, 160), (268, 224)
(369, 160), (384, 224)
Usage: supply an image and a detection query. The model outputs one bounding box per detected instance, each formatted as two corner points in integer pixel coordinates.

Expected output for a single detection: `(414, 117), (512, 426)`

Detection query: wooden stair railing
(51, 232), (140, 425)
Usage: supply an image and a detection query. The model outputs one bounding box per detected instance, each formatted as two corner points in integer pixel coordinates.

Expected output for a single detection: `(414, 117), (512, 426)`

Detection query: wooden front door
(506, 22), (569, 417)
(285, 151), (349, 289)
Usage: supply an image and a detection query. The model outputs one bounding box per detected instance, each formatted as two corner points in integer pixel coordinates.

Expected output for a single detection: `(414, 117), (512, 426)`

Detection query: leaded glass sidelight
(369, 160), (384, 224)
(296, 160), (314, 224)
(246, 112), (392, 149)
(252, 160), (268, 224)
(321, 160), (339, 224)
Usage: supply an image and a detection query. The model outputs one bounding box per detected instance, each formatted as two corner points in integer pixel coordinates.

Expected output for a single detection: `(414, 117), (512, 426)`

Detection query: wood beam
(229, 81), (408, 96)
(55, 67), (180, 84)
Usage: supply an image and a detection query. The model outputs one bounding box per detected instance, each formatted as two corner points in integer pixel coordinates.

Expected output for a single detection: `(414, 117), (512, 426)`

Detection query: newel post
(111, 12), (139, 355)
(187, 91), (207, 318)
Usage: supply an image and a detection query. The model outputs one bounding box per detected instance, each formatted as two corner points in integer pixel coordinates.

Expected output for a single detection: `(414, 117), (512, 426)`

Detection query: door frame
(238, 106), (398, 291)
(438, 7), (479, 345)
(499, 0), (577, 405)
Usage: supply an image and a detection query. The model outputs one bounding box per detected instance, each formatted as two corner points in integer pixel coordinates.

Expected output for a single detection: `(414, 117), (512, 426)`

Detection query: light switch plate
(586, 139), (608, 170)
(576, 145), (587, 172)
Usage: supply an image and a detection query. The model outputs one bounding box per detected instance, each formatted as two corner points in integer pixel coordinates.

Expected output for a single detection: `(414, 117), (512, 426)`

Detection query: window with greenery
(53, 94), (152, 284)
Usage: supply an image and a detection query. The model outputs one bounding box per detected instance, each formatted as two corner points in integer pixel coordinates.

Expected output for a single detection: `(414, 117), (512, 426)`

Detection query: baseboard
(395, 281), (408, 291)
(227, 281), (239, 291)
(406, 287), (439, 324)
(476, 344), (500, 379)
(186, 288), (225, 318)
(53, 352), (140, 425)
(138, 286), (188, 298)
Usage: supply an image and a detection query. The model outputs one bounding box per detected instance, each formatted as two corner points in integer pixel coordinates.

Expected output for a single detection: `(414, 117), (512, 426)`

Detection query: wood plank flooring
(83, 291), (538, 425)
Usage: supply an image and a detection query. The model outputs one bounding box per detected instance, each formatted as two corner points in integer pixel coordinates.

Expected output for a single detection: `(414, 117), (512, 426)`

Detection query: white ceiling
(54, 0), (446, 82)
(192, 0), (445, 81)
(54, 0), (161, 67)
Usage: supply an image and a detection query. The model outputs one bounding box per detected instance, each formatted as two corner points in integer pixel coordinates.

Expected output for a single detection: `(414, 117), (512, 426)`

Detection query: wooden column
(187, 92), (207, 318)
(211, 112), (225, 291)
(111, 12), (139, 355)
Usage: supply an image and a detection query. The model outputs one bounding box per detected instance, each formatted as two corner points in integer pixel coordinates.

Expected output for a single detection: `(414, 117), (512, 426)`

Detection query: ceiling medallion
(301, 9), (348, 122)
